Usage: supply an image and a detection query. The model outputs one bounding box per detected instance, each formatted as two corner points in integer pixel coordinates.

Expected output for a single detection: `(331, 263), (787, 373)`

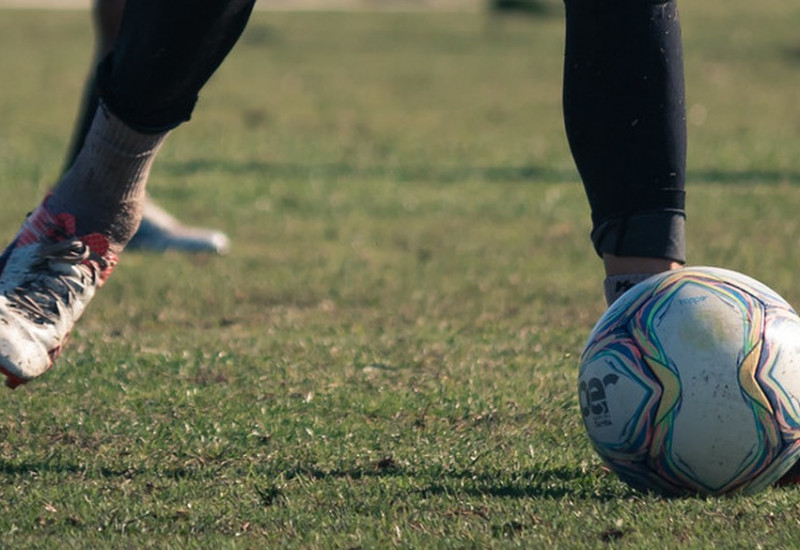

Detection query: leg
(65, 0), (230, 255)
(0, 0), (256, 387)
(563, 0), (687, 304)
(63, 0), (126, 168)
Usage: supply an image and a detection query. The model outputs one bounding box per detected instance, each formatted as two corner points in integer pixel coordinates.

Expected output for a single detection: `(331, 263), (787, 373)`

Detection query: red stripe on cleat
(0, 367), (26, 389)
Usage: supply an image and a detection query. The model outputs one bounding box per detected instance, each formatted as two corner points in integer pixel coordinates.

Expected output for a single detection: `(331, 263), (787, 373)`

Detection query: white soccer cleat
(0, 202), (117, 388)
(127, 200), (230, 255)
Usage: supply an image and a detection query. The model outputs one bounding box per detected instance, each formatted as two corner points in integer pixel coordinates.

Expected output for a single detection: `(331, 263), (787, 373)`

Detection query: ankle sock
(604, 273), (658, 306)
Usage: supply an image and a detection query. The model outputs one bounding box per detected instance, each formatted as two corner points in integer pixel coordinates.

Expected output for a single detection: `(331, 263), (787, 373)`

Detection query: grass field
(2, 1), (800, 547)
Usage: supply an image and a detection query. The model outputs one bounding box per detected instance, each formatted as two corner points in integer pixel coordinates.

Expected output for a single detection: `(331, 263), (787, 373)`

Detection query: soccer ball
(579, 266), (800, 496)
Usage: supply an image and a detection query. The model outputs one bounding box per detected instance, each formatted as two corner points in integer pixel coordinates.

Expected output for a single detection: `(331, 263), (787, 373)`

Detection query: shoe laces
(6, 239), (111, 325)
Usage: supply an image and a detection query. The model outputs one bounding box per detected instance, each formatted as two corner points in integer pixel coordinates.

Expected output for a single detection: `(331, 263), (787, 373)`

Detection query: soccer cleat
(126, 200), (230, 255)
(0, 201), (117, 388)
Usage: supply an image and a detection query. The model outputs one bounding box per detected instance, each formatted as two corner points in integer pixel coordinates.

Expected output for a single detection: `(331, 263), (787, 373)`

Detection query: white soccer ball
(579, 266), (800, 496)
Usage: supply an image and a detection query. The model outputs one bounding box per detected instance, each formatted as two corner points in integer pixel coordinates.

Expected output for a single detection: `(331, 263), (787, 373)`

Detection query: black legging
(563, 0), (687, 263)
(95, 0), (256, 133)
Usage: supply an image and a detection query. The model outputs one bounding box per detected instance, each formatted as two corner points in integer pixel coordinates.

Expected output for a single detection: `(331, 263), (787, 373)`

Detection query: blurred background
(0, 0), (553, 11)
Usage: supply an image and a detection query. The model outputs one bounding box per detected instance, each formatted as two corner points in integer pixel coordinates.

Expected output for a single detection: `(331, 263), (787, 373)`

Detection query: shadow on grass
(0, 460), (200, 481)
(274, 462), (633, 501)
(487, 0), (561, 17)
(783, 44), (800, 62)
(415, 465), (634, 501)
(161, 159), (800, 186)
(0, 458), (630, 501)
(162, 159), (572, 184)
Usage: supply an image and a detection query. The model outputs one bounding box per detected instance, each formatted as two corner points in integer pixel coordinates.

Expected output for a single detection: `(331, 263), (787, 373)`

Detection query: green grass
(1, 1), (800, 547)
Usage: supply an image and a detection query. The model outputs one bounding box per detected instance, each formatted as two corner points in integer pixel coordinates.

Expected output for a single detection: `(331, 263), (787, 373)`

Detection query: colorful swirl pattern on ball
(581, 267), (800, 495)
(748, 307), (800, 492)
(633, 271), (784, 494)
(582, 331), (659, 459)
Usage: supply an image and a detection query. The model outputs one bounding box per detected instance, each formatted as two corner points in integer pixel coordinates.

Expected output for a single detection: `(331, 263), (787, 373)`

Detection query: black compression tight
(563, 0), (687, 262)
(96, 0), (256, 132)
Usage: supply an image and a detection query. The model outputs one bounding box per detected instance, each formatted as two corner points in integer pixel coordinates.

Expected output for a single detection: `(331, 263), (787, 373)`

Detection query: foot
(127, 200), (230, 255)
(602, 254), (683, 305)
(0, 201), (117, 388)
